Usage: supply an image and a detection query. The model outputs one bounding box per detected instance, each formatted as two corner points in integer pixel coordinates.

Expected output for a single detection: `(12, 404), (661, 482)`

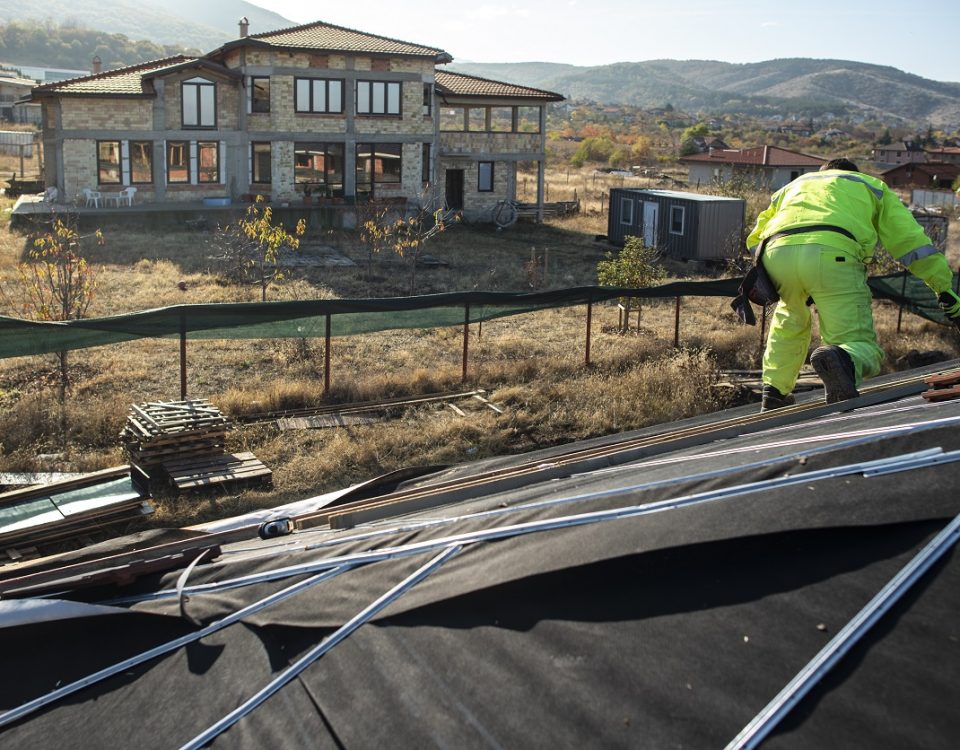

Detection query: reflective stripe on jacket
(747, 170), (936, 264)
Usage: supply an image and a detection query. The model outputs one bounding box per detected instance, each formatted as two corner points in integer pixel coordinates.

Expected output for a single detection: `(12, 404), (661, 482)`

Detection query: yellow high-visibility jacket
(747, 169), (952, 293)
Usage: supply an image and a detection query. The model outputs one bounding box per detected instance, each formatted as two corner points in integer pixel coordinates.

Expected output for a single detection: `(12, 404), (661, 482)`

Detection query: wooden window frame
(251, 142), (272, 185)
(129, 140), (153, 185)
(166, 140), (189, 183)
(251, 77), (271, 114)
(96, 139), (122, 185)
(197, 141), (220, 184)
(181, 77), (216, 128)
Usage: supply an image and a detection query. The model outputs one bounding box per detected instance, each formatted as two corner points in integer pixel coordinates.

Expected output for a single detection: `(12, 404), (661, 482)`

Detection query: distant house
(880, 161), (960, 189)
(924, 147), (960, 166)
(679, 146), (825, 191)
(872, 140), (925, 167)
(690, 136), (729, 153)
(0, 73), (40, 124)
(28, 19), (564, 220)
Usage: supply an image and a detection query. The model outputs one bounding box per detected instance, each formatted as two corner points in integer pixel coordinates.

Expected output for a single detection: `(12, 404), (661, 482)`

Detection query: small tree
(0, 217), (101, 428)
(597, 235), (665, 332)
(210, 196), (306, 301)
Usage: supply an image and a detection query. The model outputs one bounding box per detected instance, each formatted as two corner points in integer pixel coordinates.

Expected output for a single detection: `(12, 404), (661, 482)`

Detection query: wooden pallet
(162, 452), (272, 491)
(121, 400), (232, 470)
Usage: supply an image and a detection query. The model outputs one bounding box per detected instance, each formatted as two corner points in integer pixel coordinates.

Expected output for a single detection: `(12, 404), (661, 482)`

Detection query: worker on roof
(749, 157), (960, 411)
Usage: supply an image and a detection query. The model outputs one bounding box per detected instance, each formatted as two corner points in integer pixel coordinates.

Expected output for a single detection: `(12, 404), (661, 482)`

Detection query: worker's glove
(938, 291), (960, 330)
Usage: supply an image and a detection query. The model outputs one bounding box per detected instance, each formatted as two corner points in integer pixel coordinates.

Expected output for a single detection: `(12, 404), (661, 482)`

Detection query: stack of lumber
(120, 400), (231, 469)
(0, 466), (152, 560)
(120, 400), (271, 492)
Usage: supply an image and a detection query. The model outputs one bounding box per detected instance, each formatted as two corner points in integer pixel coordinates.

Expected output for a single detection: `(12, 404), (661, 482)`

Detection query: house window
(478, 161), (494, 192)
(422, 83), (432, 117)
(490, 107), (513, 132)
(669, 205), (685, 235)
(251, 142), (271, 184)
(620, 198), (634, 225)
(166, 141), (189, 183)
(294, 143), (344, 195)
(181, 77), (216, 128)
(130, 141), (153, 184)
(356, 80), (401, 116)
(422, 143), (431, 184)
(517, 106), (540, 133)
(97, 140), (121, 184)
(198, 141), (219, 183)
(251, 77), (270, 113)
(440, 107), (465, 131)
(295, 78), (343, 114)
(356, 142), (402, 198)
(468, 108), (485, 132)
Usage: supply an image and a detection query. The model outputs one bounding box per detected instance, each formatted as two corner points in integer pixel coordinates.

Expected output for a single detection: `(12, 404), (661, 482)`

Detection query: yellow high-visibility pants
(761, 242), (884, 396)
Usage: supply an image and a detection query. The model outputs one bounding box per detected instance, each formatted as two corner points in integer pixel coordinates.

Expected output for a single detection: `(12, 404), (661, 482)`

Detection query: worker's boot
(811, 345), (859, 404)
(760, 384), (795, 412)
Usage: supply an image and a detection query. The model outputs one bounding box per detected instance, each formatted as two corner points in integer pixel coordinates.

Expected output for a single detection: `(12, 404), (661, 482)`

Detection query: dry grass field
(1, 165), (958, 532)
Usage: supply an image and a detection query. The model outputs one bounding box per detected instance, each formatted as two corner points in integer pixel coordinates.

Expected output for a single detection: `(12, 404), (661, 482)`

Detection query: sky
(252, 0), (960, 83)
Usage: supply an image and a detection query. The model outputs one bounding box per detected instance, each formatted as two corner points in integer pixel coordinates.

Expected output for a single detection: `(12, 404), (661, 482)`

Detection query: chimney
(239, 17), (249, 37)
(92, 55), (102, 75)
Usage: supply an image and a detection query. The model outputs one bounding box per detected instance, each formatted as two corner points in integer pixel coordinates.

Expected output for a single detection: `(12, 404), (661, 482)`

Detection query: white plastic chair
(43, 186), (59, 203)
(117, 186), (137, 206)
(83, 188), (102, 208)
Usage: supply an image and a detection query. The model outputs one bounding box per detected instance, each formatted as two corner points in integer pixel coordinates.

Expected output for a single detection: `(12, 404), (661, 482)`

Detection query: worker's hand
(938, 291), (960, 329)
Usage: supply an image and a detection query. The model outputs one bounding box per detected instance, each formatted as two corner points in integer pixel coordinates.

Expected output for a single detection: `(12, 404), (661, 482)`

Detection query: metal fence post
(324, 314), (332, 396)
(179, 313), (187, 400)
(585, 299), (593, 367)
(462, 304), (470, 383)
(673, 296), (681, 349)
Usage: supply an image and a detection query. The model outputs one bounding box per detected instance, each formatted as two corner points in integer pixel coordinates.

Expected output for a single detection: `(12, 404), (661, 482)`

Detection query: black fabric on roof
(1, 397), (959, 748)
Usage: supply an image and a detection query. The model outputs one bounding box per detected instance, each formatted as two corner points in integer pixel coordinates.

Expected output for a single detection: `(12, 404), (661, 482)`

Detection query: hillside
(447, 59), (960, 126)
(0, 0), (292, 54)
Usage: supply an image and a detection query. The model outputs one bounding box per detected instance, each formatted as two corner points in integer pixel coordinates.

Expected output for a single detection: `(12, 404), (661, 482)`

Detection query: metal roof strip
(0, 565), (350, 730)
(112, 445), (957, 606)
(727, 510), (960, 750)
(179, 545), (462, 750)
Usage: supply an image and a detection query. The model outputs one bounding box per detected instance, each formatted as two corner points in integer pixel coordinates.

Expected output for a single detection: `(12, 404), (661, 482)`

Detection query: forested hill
(447, 59), (960, 126)
(0, 0), (293, 58)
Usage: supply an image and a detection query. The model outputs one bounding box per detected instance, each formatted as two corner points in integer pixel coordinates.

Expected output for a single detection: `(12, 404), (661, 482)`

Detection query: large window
(181, 77), (216, 128)
(167, 141), (189, 183)
(251, 142), (271, 184)
(620, 198), (634, 225)
(166, 140), (220, 184)
(130, 141), (153, 184)
(294, 143), (344, 195)
(295, 78), (343, 114)
(356, 142), (401, 199)
(422, 143), (431, 184)
(356, 80), (401, 116)
(478, 161), (494, 192)
(198, 141), (219, 183)
(97, 140), (121, 184)
(422, 83), (432, 117)
(251, 77), (270, 113)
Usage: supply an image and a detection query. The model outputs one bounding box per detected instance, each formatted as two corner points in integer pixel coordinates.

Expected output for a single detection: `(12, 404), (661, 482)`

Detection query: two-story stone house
(30, 19), (563, 221)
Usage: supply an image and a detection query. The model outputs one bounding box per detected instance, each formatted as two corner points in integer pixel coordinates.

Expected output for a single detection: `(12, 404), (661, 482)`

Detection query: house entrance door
(643, 201), (658, 247)
(445, 169), (464, 210)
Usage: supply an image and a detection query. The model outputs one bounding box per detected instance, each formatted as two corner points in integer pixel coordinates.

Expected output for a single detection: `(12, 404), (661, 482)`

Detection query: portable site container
(607, 188), (746, 261)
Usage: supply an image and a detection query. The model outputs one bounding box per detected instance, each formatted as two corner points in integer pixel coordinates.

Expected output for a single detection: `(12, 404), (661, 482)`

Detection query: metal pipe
(674, 296), (681, 348)
(585, 300), (593, 366)
(324, 314), (331, 396)
(896, 270), (908, 334)
(179, 313), (187, 400)
(462, 303), (470, 383)
(180, 545), (462, 750)
(727, 510), (960, 750)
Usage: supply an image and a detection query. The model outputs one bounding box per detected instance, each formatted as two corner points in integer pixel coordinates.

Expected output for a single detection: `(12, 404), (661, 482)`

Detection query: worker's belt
(761, 223), (857, 251)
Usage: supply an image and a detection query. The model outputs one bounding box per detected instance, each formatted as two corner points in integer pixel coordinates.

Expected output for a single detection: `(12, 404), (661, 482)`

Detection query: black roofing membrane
(2, 383), (959, 748)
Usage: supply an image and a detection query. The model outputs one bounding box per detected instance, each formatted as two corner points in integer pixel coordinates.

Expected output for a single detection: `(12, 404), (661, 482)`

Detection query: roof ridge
(436, 69), (563, 98)
(249, 18), (445, 54)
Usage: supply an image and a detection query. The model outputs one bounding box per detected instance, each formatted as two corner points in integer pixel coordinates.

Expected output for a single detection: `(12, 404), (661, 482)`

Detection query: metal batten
(726, 511), (960, 750)
(0, 565), (351, 730)
(110, 447), (957, 607)
(180, 544), (462, 750)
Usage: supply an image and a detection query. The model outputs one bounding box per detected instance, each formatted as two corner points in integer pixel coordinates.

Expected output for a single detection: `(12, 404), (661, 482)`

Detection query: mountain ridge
(446, 58), (960, 126)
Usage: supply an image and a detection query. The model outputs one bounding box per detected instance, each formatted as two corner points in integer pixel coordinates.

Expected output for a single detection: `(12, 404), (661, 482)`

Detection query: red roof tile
(246, 20), (450, 60)
(31, 56), (191, 97)
(435, 70), (563, 101)
(680, 146), (825, 167)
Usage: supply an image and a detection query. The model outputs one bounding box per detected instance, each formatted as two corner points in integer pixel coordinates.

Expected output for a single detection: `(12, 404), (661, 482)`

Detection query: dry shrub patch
(0, 185), (957, 530)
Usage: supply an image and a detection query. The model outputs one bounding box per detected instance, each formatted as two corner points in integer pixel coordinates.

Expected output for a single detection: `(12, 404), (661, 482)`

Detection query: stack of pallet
(120, 400), (271, 492)
(120, 400), (230, 469)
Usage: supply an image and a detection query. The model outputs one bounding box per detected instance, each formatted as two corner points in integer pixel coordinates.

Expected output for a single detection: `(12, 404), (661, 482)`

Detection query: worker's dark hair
(820, 157), (859, 172)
